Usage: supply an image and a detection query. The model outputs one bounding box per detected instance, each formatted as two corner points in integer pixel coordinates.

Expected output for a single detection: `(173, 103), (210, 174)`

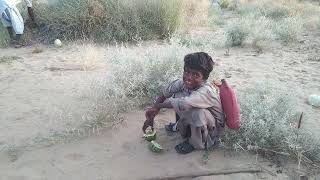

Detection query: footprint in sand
(64, 153), (85, 161)
(121, 141), (137, 152)
(0, 151), (19, 163)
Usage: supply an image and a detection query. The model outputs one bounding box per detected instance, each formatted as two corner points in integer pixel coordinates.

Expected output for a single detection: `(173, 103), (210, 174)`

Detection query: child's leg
(189, 126), (206, 149)
(6, 27), (14, 39)
(175, 123), (195, 154)
(11, 34), (23, 48)
(175, 126), (205, 154)
(15, 34), (21, 41)
(7, 7), (24, 37)
(175, 113), (180, 122)
(165, 113), (180, 132)
(176, 109), (215, 153)
(177, 122), (191, 138)
(2, 9), (14, 40)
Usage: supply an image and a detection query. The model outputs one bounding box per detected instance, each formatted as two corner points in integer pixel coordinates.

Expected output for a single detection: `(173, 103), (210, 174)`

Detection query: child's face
(183, 67), (205, 90)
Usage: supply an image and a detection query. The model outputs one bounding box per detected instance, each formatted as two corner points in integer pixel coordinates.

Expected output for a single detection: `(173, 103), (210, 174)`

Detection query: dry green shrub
(172, 32), (225, 49)
(236, 0), (298, 17)
(225, 20), (249, 47)
(181, 0), (211, 28)
(300, 3), (320, 30)
(224, 82), (320, 162)
(221, 0), (313, 48)
(32, 45), (44, 54)
(208, 6), (226, 27)
(0, 24), (10, 48)
(246, 15), (273, 52)
(0, 56), (22, 64)
(106, 43), (186, 102)
(273, 17), (303, 44)
(78, 44), (100, 71)
(34, 0), (182, 43)
(255, 2), (292, 19)
(218, 0), (239, 10)
(84, 77), (136, 129)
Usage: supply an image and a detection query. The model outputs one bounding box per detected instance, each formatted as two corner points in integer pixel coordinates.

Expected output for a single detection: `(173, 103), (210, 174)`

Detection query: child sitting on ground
(142, 52), (225, 154)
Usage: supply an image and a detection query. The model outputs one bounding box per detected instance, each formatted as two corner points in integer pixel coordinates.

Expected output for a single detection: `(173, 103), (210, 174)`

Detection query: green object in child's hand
(143, 130), (156, 141)
(149, 140), (163, 153)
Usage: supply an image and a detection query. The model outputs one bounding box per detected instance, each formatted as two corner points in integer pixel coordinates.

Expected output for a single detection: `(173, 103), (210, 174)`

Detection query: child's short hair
(184, 52), (215, 80)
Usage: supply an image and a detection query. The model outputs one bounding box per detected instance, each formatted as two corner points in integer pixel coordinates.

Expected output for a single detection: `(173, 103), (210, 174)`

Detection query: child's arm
(154, 101), (173, 109)
(145, 93), (167, 117)
(142, 79), (183, 132)
(142, 93), (166, 133)
(27, 7), (35, 23)
(24, 0), (35, 23)
(170, 85), (219, 113)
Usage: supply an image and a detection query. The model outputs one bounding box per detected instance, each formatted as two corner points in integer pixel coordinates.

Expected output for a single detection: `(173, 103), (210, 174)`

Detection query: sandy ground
(0, 45), (108, 148)
(0, 28), (320, 179)
(0, 110), (293, 180)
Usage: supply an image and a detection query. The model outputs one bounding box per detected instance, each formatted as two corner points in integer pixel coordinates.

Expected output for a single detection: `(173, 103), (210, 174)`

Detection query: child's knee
(191, 109), (211, 122)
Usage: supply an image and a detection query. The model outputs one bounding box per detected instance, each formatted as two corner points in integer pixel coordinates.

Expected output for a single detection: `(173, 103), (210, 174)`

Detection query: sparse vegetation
(0, 56), (22, 64)
(225, 22), (249, 47)
(181, 0), (211, 28)
(219, 0), (320, 48)
(273, 17), (303, 44)
(34, 0), (183, 43)
(218, 0), (238, 10)
(224, 82), (320, 162)
(0, 0), (214, 47)
(32, 46), (44, 54)
(0, 24), (10, 48)
(78, 44), (99, 71)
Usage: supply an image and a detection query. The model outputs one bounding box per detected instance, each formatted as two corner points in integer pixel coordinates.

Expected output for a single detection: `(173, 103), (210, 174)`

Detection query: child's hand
(142, 118), (154, 133)
(142, 107), (159, 133)
(212, 80), (221, 92)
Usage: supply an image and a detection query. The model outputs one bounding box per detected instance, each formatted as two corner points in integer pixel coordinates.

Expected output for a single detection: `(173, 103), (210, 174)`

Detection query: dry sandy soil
(0, 110), (296, 180)
(0, 27), (320, 179)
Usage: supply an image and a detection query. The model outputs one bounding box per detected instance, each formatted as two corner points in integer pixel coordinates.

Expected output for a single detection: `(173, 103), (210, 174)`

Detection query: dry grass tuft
(78, 44), (100, 71)
(181, 0), (211, 28)
(32, 45), (44, 54)
(34, 0), (183, 43)
(224, 82), (320, 162)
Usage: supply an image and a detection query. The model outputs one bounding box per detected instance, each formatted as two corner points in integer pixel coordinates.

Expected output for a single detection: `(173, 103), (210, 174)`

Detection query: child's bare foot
(165, 122), (178, 132)
(10, 40), (23, 48)
(14, 43), (23, 48)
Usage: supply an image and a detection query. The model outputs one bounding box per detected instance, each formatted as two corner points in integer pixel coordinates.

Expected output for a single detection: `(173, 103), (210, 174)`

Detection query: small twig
(298, 112), (304, 129)
(144, 167), (262, 180)
(236, 143), (246, 151)
(301, 155), (320, 169)
(259, 148), (290, 156)
(301, 154), (313, 164)
(296, 112), (304, 170)
(224, 48), (230, 56)
(248, 146), (290, 156)
(311, 163), (320, 169)
(298, 152), (302, 170)
(255, 163), (277, 176)
(49, 160), (66, 175)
